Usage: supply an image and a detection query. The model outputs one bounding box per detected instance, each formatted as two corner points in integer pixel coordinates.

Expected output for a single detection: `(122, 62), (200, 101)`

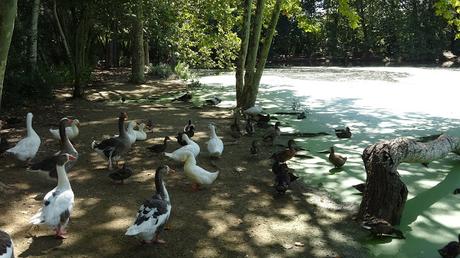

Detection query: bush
(174, 62), (193, 80)
(147, 63), (174, 79)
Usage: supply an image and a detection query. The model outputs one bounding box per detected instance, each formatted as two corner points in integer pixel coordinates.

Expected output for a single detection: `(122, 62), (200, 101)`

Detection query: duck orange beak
(68, 155), (77, 161)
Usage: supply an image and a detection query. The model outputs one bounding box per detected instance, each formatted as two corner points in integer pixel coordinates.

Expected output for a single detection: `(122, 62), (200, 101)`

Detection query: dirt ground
(0, 70), (368, 258)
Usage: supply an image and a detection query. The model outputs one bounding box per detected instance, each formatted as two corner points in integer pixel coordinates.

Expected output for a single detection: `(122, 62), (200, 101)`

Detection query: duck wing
(31, 188), (74, 226)
(29, 154), (59, 173)
(126, 197), (169, 236)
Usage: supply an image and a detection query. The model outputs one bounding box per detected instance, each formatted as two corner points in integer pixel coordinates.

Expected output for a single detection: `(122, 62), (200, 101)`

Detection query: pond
(197, 67), (460, 258)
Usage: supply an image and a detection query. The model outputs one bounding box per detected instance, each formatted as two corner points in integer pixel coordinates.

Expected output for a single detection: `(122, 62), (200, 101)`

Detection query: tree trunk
(131, 0), (145, 83)
(53, 0), (74, 74)
(249, 0), (283, 103)
(241, 0), (265, 105)
(73, 6), (92, 98)
(235, 0), (253, 105)
(358, 134), (460, 225)
(143, 40), (149, 65)
(28, 0), (40, 71)
(0, 0), (18, 108)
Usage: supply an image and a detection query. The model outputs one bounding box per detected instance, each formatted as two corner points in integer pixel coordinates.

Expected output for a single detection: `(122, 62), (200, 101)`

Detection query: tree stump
(358, 134), (460, 225)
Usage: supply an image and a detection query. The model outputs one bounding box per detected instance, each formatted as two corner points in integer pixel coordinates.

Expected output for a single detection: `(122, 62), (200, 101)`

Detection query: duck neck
(118, 117), (126, 138)
(155, 170), (169, 203)
(210, 126), (217, 138)
(26, 115), (34, 137)
(185, 155), (196, 166)
(163, 138), (168, 146)
(56, 164), (71, 189)
(59, 121), (74, 152)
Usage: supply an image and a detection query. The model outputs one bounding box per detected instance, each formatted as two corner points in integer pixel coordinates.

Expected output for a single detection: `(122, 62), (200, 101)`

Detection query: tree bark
(235, 0), (253, 105)
(143, 40), (149, 65)
(73, 7), (92, 98)
(28, 0), (40, 71)
(0, 0), (18, 108)
(53, 0), (74, 74)
(358, 134), (460, 225)
(131, 0), (145, 83)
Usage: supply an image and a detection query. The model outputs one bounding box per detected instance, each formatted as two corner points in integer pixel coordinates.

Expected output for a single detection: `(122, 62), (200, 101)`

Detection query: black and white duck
(147, 136), (171, 154)
(108, 164), (133, 184)
(29, 117), (78, 179)
(335, 127), (352, 138)
(204, 97), (222, 106)
(6, 112), (41, 162)
(272, 161), (298, 194)
(91, 112), (132, 170)
(125, 165), (174, 244)
(0, 230), (13, 258)
(263, 122), (281, 144)
(183, 120), (195, 138)
(172, 92), (192, 102)
(328, 146), (347, 168)
(438, 234), (460, 258)
(30, 153), (76, 239)
(165, 134), (200, 162)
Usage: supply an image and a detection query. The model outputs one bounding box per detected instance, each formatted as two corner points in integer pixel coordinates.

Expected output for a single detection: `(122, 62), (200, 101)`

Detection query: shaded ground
(0, 69), (368, 257)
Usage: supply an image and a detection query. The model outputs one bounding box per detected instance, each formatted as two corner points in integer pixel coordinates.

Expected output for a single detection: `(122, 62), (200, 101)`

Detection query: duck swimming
(335, 127), (351, 138)
(328, 146), (347, 168)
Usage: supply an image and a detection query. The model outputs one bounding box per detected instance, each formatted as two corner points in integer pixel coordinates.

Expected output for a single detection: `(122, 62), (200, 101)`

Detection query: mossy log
(358, 134), (460, 225)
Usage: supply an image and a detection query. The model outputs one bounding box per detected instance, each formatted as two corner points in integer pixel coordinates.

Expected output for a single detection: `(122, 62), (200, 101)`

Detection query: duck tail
(125, 225), (140, 236)
(91, 140), (98, 149)
(30, 211), (44, 225)
(210, 171), (219, 183)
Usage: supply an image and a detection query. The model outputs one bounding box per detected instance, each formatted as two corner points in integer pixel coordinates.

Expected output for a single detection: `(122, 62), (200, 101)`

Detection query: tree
(28, 0), (40, 71)
(435, 0), (460, 39)
(236, 0), (283, 109)
(131, 0), (144, 83)
(358, 135), (460, 225)
(0, 0), (18, 108)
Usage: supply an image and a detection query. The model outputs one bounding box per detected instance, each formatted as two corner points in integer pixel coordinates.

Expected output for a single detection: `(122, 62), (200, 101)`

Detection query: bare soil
(0, 70), (368, 258)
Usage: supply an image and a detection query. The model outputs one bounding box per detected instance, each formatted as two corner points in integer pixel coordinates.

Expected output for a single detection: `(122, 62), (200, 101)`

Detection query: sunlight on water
(198, 67), (460, 258)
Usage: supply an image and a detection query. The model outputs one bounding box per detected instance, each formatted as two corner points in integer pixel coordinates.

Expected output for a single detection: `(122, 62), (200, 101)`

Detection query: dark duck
(335, 127), (352, 138)
(270, 139), (296, 163)
(272, 161), (298, 194)
(438, 234), (460, 258)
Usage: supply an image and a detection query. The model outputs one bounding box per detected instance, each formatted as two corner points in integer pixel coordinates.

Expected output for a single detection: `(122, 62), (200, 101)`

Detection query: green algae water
(197, 67), (460, 258)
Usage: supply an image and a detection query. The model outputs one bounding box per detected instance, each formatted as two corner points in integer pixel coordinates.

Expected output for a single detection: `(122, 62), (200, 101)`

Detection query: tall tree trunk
(235, 0), (253, 105)
(0, 0), (18, 108)
(358, 135), (460, 225)
(53, 0), (74, 74)
(143, 40), (149, 65)
(241, 0), (265, 108)
(246, 0), (283, 105)
(73, 7), (92, 98)
(28, 0), (40, 71)
(131, 0), (145, 83)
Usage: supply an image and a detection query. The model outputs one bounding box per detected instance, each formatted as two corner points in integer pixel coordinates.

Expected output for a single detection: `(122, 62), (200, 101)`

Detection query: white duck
(206, 124), (223, 158)
(183, 151), (219, 191)
(164, 133), (200, 162)
(30, 153), (76, 239)
(6, 112), (41, 161)
(0, 230), (14, 258)
(126, 121), (137, 144)
(134, 123), (147, 141)
(125, 165), (173, 244)
(49, 119), (80, 140)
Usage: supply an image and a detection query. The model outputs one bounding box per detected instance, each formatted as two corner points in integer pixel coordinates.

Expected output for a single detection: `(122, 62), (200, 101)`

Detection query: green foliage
(435, 0), (460, 39)
(174, 62), (193, 80)
(146, 63), (173, 79)
(187, 79), (203, 90)
(338, 0), (360, 29)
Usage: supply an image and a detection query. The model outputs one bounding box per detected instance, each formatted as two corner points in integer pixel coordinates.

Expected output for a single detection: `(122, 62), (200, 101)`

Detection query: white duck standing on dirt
(183, 151), (219, 191)
(30, 153), (76, 239)
(49, 119), (80, 140)
(125, 165), (173, 244)
(0, 230), (14, 258)
(6, 112), (41, 161)
(164, 133), (200, 162)
(207, 123), (223, 158)
(134, 123), (147, 141)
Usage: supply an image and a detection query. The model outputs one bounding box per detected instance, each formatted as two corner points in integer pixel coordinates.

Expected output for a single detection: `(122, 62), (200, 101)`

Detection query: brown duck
(328, 146), (347, 168)
(361, 216), (405, 239)
(263, 122), (281, 143)
(147, 136), (171, 153)
(271, 139), (296, 163)
(335, 127), (352, 138)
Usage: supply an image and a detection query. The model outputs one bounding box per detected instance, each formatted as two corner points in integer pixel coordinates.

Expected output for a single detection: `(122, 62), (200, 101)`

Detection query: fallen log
(280, 132), (330, 138)
(358, 134), (460, 225)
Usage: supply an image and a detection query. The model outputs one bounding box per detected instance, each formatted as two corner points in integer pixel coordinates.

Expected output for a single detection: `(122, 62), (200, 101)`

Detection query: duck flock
(0, 105), (458, 258)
